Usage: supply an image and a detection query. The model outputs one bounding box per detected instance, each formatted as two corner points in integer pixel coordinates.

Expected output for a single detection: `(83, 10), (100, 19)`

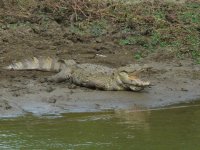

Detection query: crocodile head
(118, 65), (150, 91)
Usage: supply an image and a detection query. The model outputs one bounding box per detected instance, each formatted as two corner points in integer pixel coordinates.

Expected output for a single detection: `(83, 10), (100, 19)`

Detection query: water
(1, 102), (200, 150)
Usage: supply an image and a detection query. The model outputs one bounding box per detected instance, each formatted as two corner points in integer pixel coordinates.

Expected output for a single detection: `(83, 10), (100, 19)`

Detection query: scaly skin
(4, 57), (150, 91)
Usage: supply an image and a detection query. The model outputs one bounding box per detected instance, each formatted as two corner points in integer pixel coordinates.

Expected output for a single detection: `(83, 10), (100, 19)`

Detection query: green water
(1, 103), (200, 150)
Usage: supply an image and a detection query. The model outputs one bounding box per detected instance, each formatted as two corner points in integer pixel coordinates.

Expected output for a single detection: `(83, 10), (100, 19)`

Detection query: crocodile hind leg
(47, 68), (72, 83)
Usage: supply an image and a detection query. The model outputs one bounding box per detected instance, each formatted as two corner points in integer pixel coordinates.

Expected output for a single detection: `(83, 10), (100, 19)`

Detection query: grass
(89, 19), (108, 36)
(2, 0), (200, 63)
(134, 52), (143, 60)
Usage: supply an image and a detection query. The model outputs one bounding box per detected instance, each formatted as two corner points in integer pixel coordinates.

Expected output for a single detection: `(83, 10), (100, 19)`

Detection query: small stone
(68, 84), (77, 89)
(181, 88), (188, 91)
(2, 38), (8, 43)
(48, 97), (57, 103)
(39, 78), (46, 83)
(46, 86), (55, 92)
(95, 104), (101, 109)
(10, 75), (15, 78)
(95, 38), (102, 43)
(12, 92), (20, 97)
(0, 100), (12, 110)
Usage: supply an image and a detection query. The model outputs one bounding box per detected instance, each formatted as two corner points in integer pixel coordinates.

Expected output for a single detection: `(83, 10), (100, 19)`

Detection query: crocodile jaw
(129, 86), (144, 91)
(118, 72), (150, 91)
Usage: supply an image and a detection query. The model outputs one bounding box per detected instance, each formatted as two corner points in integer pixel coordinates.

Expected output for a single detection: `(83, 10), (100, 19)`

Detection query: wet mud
(1, 60), (200, 118)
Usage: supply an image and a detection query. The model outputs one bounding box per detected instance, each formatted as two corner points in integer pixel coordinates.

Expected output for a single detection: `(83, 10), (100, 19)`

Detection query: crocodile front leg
(47, 68), (72, 83)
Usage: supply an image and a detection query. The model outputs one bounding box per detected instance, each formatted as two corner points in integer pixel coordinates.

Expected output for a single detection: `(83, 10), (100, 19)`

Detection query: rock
(46, 86), (55, 93)
(0, 100), (12, 110)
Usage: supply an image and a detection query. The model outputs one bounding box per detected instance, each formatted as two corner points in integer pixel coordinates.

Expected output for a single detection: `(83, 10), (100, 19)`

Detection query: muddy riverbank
(0, 0), (200, 118)
(1, 60), (200, 118)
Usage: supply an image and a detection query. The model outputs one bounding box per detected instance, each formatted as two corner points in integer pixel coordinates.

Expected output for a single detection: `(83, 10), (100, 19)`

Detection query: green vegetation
(89, 20), (108, 36)
(116, 1), (200, 63)
(1, 0), (200, 63)
(134, 51), (143, 60)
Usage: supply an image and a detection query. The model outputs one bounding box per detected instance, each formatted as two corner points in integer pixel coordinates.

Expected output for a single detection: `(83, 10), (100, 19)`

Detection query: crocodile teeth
(129, 86), (143, 91)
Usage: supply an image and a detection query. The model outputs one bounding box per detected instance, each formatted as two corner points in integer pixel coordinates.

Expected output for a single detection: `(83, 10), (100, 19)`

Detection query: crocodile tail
(3, 57), (65, 72)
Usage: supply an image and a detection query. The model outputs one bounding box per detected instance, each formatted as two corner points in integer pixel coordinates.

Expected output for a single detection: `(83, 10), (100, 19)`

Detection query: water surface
(1, 102), (200, 150)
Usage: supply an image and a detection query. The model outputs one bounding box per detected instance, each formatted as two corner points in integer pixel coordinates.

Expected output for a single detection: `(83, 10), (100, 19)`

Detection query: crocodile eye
(119, 71), (125, 75)
(120, 70), (128, 74)
(118, 71), (129, 78)
(58, 59), (66, 64)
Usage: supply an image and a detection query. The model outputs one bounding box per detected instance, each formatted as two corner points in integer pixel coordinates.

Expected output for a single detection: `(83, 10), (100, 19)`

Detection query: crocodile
(4, 57), (150, 91)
